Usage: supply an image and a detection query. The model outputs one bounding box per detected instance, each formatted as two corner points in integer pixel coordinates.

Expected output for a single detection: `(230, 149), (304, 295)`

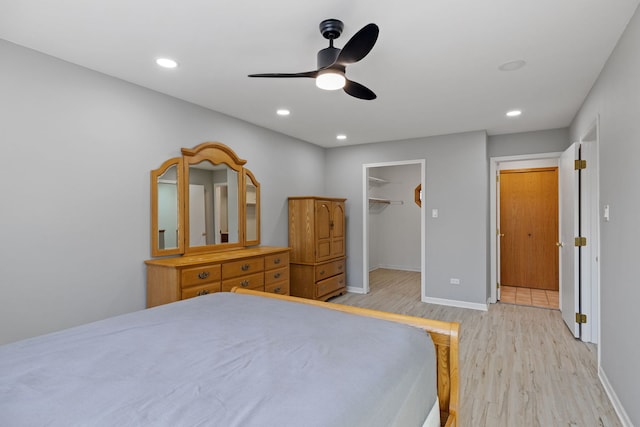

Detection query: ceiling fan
(248, 19), (379, 100)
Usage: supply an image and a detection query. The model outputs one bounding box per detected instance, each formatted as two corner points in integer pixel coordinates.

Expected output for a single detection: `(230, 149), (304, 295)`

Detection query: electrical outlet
(450, 278), (460, 285)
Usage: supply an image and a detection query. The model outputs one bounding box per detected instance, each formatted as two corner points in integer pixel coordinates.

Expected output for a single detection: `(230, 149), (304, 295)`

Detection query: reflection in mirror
(157, 166), (178, 250)
(245, 170), (260, 245)
(188, 161), (239, 248)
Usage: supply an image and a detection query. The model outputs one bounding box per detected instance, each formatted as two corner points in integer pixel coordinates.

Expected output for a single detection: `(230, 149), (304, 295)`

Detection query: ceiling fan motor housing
(319, 19), (344, 40)
(317, 47), (341, 69)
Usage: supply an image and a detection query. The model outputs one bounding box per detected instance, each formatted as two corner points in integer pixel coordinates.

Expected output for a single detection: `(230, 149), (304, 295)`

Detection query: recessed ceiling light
(276, 109), (290, 116)
(506, 110), (522, 117)
(156, 58), (178, 69)
(499, 60), (526, 71)
(336, 134), (347, 140)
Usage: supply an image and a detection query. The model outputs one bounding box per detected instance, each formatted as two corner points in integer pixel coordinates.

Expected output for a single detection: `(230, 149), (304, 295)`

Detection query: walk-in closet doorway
(362, 160), (425, 299)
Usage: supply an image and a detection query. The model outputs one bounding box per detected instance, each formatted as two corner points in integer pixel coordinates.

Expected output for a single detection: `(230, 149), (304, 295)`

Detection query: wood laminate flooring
(331, 268), (620, 427)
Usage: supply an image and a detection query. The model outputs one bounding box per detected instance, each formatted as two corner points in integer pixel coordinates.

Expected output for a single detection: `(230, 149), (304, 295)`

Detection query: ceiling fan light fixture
(316, 70), (346, 90)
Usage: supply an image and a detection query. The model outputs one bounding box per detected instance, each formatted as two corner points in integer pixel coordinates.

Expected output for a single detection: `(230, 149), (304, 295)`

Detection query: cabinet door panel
(315, 201), (332, 261)
(330, 201), (345, 258)
(315, 201), (331, 240)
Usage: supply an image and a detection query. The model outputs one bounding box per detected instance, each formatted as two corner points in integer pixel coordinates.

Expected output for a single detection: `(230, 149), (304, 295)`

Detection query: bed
(0, 288), (459, 427)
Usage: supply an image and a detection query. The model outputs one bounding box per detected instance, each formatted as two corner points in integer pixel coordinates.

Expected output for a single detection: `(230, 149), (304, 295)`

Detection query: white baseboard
(423, 296), (488, 311)
(599, 367), (632, 426)
(346, 286), (366, 294)
(375, 264), (421, 272)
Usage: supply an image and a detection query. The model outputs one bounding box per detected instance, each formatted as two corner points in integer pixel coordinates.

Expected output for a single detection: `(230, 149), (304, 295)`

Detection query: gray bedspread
(0, 292), (437, 426)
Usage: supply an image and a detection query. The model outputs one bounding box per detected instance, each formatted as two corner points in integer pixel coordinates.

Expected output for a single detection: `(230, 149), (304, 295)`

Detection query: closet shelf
(368, 176), (390, 184)
(368, 198), (403, 205)
(369, 197), (390, 204)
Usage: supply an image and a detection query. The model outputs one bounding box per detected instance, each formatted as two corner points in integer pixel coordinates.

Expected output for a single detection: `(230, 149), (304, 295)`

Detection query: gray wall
(325, 131), (489, 306)
(570, 5), (640, 424)
(488, 127), (570, 157)
(0, 40), (324, 344)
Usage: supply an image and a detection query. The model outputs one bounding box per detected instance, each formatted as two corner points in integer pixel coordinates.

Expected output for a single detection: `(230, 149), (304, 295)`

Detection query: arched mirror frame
(151, 157), (184, 257)
(182, 142), (246, 254)
(150, 142), (260, 257)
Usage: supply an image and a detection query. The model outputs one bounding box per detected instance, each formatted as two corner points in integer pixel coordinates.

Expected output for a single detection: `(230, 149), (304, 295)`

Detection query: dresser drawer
(314, 258), (345, 282)
(265, 252), (289, 270)
(181, 282), (221, 300)
(221, 271), (265, 292)
(316, 273), (345, 298)
(265, 281), (289, 296)
(181, 264), (222, 288)
(265, 266), (289, 285)
(222, 258), (264, 279)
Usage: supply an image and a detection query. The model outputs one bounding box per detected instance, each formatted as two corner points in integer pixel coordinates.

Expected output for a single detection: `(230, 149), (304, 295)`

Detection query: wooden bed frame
(232, 288), (459, 427)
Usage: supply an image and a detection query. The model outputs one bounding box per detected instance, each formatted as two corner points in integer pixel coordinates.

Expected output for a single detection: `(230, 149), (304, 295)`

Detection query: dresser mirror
(151, 158), (184, 256)
(150, 142), (260, 257)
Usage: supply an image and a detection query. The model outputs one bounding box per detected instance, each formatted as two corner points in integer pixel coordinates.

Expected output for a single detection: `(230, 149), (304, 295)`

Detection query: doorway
(489, 133), (600, 344)
(362, 160), (425, 298)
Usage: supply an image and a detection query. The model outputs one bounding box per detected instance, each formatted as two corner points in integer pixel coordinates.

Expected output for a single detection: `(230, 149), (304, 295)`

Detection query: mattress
(0, 292), (438, 426)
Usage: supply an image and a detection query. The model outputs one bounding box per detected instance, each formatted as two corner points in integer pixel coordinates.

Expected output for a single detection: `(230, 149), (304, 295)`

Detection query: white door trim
(489, 152), (562, 304)
(362, 159), (426, 299)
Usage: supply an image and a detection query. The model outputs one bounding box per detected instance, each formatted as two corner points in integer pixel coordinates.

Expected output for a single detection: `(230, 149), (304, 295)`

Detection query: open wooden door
(559, 143), (580, 337)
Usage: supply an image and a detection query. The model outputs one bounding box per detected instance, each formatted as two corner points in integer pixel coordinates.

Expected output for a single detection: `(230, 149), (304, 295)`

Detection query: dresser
(145, 246), (290, 308)
(288, 197), (346, 301)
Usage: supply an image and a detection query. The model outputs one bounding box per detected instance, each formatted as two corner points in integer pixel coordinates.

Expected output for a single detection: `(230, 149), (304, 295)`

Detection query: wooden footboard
(231, 288), (459, 427)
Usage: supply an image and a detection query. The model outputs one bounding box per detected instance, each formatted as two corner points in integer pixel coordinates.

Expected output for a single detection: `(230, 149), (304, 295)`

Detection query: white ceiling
(1, 1), (638, 147)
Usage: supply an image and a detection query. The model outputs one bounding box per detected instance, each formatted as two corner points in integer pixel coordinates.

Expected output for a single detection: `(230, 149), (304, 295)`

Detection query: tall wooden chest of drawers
(288, 197), (346, 301)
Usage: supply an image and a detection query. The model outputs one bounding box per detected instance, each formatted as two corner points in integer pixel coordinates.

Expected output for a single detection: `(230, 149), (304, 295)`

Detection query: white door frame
(362, 159), (426, 299)
(489, 140), (600, 344)
(489, 152), (562, 304)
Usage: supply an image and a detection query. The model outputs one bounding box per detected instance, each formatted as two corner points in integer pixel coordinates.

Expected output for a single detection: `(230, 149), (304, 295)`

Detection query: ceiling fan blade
(336, 23), (379, 65)
(344, 79), (376, 100)
(248, 71), (318, 78)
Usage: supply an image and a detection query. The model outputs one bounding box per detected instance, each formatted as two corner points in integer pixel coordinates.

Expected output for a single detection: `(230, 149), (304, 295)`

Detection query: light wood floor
(331, 269), (621, 427)
(500, 285), (559, 309)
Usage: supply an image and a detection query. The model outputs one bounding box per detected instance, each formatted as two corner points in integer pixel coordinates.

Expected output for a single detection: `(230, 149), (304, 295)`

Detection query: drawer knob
(273, 287), (281, 293)
(241, 264), (250, 271)
(196, 289), (209, 296)
(274, 258), (281, 264)
(198, 271), (210, 280)
(274, 272), (281, 279)
(338, 264), (343, 270)
(240, 280), (250, 287)
(319, 270), (325, 275)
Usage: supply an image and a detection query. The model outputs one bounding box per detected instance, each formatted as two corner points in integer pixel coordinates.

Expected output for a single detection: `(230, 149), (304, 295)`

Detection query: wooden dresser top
(145, 246), (290, 268)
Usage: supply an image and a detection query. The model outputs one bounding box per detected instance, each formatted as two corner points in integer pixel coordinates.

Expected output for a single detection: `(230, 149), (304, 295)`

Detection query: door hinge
(497, 282), (500, 289)
(574, 159), (587, 170)
(575, 313), (587, 324)
(574, 237), (587, 247)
